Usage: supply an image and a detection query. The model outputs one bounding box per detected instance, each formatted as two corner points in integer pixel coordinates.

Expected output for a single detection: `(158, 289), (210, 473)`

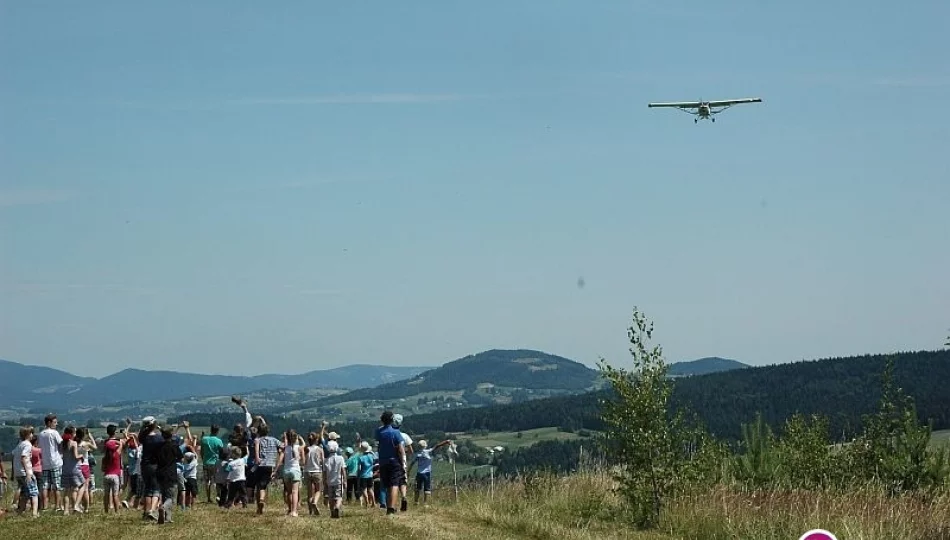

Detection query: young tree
(597, 307), (716, 528)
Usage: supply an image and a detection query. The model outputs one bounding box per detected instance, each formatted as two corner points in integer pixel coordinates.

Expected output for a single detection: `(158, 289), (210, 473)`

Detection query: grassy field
(931, 429), (950, 447)
(462, 426), (586, 450)
(3, 469), (948, 539)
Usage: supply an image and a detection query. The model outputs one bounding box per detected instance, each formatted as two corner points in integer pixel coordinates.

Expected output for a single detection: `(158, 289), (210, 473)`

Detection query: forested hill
(173, 349), (950, 446)
(267, 349), (601, 414)
(670, 349), (950, 441)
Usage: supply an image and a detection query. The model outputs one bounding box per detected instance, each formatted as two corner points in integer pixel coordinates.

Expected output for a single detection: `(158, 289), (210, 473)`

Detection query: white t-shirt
(227, 457), (246, 482)
(305, 444), (323, 474)
(283, 444), (301, 472)
(182, 459), (198, 479)
(132, 446), (142, 475)
(38, 428), (63, 470)
(13, 440), (32, 478)
(324, 454), (345, 486)
(402, 433), (413, 447)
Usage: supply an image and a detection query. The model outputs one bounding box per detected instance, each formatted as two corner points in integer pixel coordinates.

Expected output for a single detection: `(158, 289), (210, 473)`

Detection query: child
(13, 426), (39, 518)
(181, 452), (198, 509)
(225, 446), (248, 509)
(214, 447), (230, 507)
(324, 441), (346, 519)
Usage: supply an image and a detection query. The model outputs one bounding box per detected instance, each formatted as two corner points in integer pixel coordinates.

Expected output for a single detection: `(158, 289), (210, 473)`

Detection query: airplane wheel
(694, 119), (697, 124)
(712, 118), (715, 123)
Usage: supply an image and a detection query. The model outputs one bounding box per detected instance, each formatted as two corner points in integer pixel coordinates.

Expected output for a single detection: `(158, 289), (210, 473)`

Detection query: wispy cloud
(7, 283), (159, 296)
(298, 289), (347, 296)
(872, 76), (950, 88)
(225, 93), (467, 106)
(227, 177), (347, 194)
(0, 189), (73, 208)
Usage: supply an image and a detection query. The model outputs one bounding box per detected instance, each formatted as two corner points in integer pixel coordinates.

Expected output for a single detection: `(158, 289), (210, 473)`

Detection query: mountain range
(0, 359), (429, 412)
(0, 352), (748, 416)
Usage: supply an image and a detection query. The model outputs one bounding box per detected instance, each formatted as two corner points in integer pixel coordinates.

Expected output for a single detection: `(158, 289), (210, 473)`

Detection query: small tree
(598, 307), (713, 528)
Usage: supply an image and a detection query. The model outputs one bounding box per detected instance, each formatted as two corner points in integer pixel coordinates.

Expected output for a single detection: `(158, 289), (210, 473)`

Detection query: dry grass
(3, 472), (949, 539)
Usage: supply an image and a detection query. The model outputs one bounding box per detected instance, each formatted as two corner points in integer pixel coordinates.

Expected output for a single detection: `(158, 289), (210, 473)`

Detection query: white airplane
(648, 97), (762, 123)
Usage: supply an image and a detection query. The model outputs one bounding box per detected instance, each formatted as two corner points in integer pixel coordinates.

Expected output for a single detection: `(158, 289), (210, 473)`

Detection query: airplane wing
(647, 101), (702, 109)
(706, 98), (762, 107)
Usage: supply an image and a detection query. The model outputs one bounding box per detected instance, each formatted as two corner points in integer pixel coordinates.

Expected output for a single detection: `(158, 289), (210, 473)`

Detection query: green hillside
(268, 349), (602, 415)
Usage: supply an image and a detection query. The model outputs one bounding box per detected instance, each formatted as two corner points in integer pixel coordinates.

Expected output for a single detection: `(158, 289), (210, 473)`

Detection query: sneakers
(231, 395), (245, 406)
(400, 498), (408, 512)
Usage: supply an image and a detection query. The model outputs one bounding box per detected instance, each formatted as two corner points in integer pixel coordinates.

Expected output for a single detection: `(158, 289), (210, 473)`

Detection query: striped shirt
(256, 436), (282, 468)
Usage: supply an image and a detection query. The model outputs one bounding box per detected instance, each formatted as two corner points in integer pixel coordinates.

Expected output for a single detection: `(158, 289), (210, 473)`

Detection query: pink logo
(799, 530), (837, 540)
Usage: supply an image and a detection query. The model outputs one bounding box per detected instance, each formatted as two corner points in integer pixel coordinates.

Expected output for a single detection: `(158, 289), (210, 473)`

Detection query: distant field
(930, 429), (950, 447)
(459, 426), (587, 451)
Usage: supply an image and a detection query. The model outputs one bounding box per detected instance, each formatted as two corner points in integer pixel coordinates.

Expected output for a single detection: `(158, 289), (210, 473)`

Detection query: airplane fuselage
(698, 103), (711, 118)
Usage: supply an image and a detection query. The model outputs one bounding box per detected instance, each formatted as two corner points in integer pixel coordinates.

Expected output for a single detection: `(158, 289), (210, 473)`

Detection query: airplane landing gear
(694, 118), (698, 123)
(711, 117), (715, 123)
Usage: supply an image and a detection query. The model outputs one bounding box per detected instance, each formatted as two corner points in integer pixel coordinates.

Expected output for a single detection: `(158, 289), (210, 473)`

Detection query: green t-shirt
(201, 435), (224, 466)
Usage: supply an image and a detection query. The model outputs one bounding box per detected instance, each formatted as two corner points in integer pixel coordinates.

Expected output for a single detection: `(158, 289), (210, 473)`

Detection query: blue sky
(2, 1), (948, 377)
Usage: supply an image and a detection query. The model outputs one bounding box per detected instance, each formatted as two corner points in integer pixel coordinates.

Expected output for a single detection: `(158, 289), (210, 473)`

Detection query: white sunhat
(393, 413), (403, 427)
(327, 440), (339, 453)
(327, 431), (340, 440)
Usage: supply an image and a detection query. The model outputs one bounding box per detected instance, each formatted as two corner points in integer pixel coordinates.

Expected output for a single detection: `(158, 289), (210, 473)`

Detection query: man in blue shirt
(374, 411), (406, 515)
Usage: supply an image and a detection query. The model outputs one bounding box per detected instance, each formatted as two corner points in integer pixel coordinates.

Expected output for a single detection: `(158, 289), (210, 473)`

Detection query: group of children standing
(3, 399), (452, 523)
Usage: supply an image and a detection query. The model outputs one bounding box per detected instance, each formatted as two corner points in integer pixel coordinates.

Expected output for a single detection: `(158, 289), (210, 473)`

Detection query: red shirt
(103, 439), (123, 476)
(31, 446), (42, 473)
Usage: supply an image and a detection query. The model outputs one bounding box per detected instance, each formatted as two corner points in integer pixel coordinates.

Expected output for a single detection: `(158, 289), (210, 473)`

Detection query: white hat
(141, 416), (156, 425)
(327, 431), (340, 440)
(393, 413), (403, 427)
(327, 440), (339, 453)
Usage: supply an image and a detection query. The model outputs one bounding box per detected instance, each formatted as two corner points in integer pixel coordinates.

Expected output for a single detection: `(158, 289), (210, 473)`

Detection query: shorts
(18, 476), (39, 498)
(40, 468), (62, 491)
(283, 469), (301, 483)
(203, 465), (217, 481)
(130, 474), (142, 498)
(305, 471), (322, 486)
(249, 466), (274, 490)
(80, 464), (91, 480)
(379, 462), (406, 489)
(141, 464), (161, 497)
(62, 473), (84, 489)
(177, 474), (186, 492)
(415, 471), (432, 493)
(104, 474), (122, 491)
(185, 478), (199, 497)
(359, 477), (374, 491)
(326, 483), (343, 500)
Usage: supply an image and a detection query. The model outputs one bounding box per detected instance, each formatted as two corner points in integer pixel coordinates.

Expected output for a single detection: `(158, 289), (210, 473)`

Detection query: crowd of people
(1, 397), (453, 523)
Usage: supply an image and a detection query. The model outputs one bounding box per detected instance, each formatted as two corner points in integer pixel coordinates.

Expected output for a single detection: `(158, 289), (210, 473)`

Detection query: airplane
(647, 97), (762, 123)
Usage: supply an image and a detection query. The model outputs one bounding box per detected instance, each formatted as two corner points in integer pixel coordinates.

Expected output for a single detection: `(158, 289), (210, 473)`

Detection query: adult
(200, 425), (225, 503)
(156, 427), (184, 524)
(138, 416), (164, 521)
(374, 411), (407, 515)
(37, 414), (63, 512)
